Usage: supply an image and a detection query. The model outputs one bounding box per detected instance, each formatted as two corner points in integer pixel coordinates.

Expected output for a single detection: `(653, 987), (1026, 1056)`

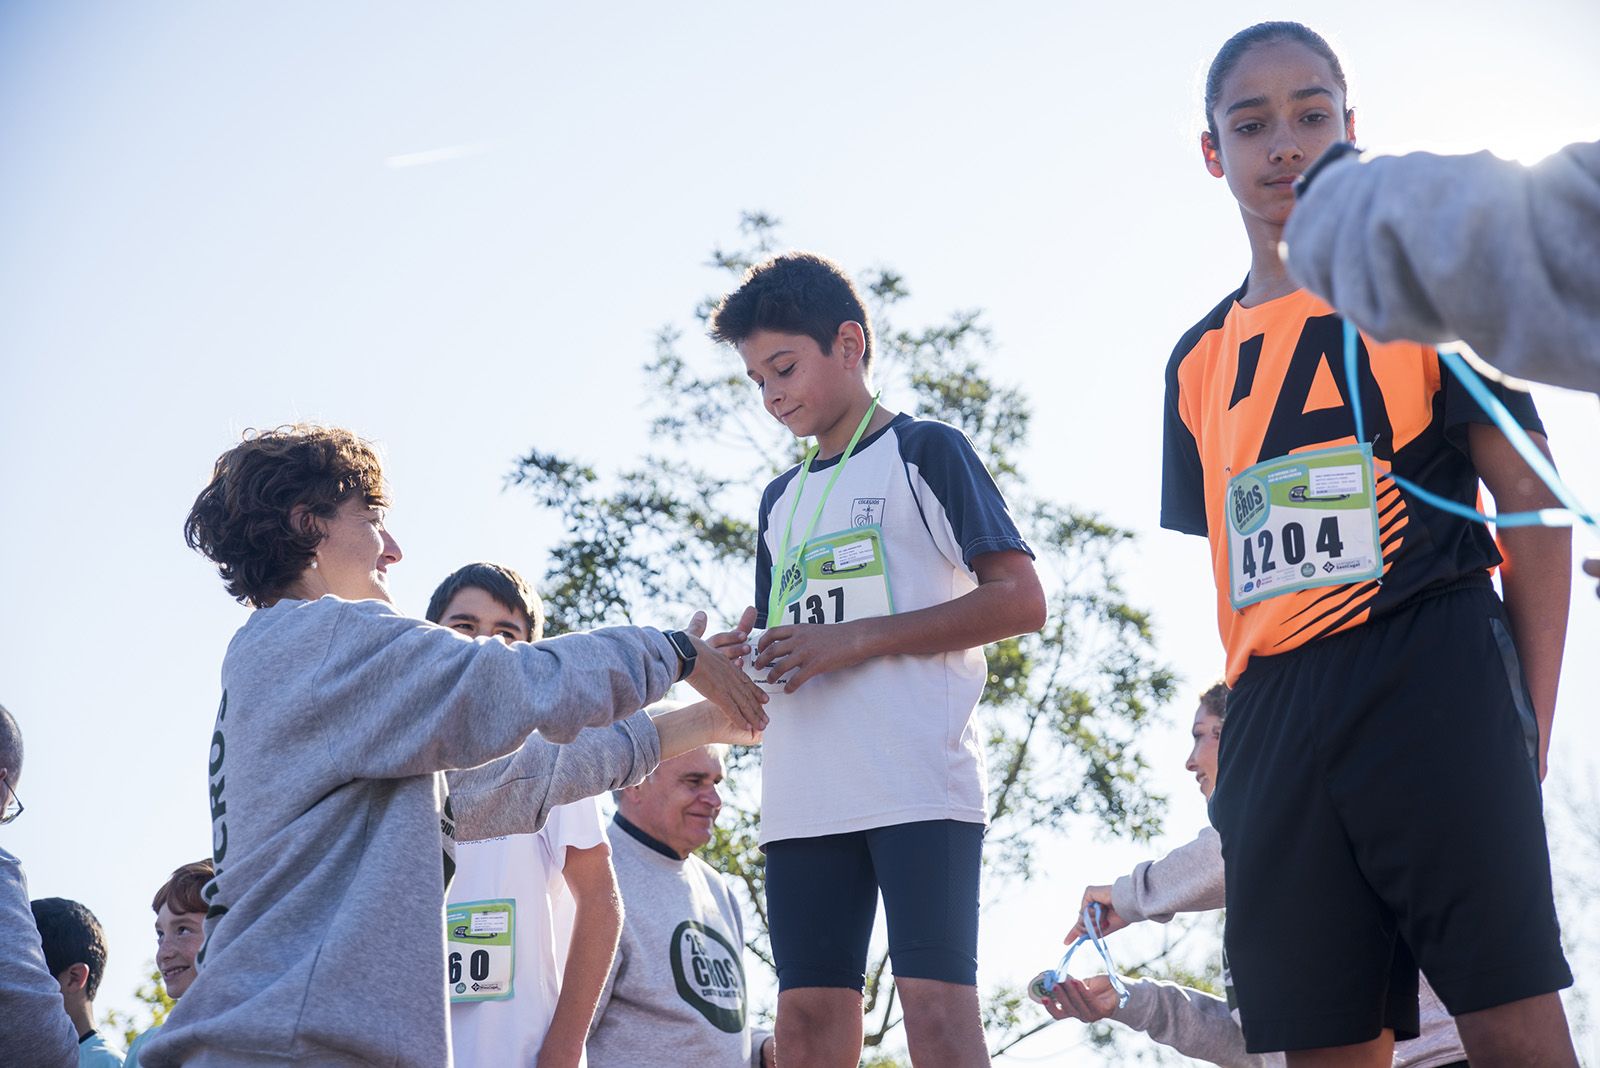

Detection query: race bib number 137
(1225, 444), (1383, 610)
(775, 526), (894, 625)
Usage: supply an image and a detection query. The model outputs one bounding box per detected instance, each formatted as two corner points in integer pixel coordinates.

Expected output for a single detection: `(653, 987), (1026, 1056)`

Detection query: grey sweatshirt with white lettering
(1284, 141), (1600, 394)
(141, 596), (677, 1068)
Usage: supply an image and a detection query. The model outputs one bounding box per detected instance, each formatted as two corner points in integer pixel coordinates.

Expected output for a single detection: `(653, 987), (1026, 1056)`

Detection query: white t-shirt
(448, 798), (607, 1067)
(753, 414), (1031, 843)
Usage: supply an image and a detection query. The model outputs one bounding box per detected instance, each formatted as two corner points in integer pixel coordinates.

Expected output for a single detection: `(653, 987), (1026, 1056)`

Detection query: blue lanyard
(1038, 903), (1131, 1008)
(1341, 320), (1598, 540)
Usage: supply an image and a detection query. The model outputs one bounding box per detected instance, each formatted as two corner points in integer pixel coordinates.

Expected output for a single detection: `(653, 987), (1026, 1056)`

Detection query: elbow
(1019, 582), (1048, 635)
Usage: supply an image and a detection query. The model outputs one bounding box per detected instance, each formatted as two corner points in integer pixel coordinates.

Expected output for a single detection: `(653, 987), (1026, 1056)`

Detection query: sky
(2, 1), (1598, 1062)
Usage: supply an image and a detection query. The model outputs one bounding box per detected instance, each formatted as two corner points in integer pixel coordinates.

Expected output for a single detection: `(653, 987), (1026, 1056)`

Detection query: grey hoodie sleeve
(1112, 978), (1276, 1068)
(302, 601), (678, 779)
(1284, 141), (1600, 394)
(1110, 826), (1226, 924)
(0, 848), (78, 1068)
(449, 712), (662, 843)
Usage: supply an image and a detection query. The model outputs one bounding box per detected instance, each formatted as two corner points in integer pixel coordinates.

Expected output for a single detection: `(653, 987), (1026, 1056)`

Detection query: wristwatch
(664, 629), (697, 682)
(1295, 141), (1360, 198)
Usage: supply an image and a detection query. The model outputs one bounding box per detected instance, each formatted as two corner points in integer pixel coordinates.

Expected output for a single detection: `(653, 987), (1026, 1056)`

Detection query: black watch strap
(1296, 141), (1360, 198)
(664, 630), (697, 682)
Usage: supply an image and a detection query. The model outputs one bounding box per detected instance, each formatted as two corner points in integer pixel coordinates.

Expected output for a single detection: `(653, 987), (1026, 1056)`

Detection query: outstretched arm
(1064, 827), (1226, 943)
(1284, 142), (1600, 394)
(1038, 974), (1268, 1068)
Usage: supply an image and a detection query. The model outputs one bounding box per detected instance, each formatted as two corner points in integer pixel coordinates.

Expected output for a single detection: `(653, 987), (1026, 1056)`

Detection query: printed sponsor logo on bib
(669, 920), (746, 1034)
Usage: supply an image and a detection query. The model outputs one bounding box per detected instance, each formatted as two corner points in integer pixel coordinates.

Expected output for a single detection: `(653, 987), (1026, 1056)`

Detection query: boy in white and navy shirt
(710, 252), (1045, 1067)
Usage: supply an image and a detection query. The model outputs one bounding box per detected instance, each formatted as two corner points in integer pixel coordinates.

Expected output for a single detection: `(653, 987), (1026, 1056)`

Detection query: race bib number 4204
(1225, 444), (1383, 610)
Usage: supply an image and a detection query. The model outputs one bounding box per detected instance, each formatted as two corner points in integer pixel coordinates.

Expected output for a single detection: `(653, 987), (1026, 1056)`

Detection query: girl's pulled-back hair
(184, 425), (390, 608)
(152, 859), (215, 916)
(1204, 21), (1349, 136)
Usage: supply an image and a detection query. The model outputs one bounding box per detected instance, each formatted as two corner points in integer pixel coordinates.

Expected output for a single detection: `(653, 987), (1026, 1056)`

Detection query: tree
(510, 212), (1177, 1059)
(103, 963), (174, 1050)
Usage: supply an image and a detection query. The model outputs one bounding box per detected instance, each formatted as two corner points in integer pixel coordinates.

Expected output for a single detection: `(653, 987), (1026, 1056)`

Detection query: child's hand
(707, 605), (758, 663)
(1063, 886), (1125, 944)
(681, 611), (769, 731)
(753, 622), (865, 693)
(1037, 975), (1122, 1022)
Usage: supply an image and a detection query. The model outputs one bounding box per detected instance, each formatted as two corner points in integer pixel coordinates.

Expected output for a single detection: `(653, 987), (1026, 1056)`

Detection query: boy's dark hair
(709, 252), (875, 369)
(1204, 22), (1350, 138)
(184, 425), (390, 608)
(1199, 680), (1231, 720)
(30, 897), (109, 1000)
(0, 702), (21, 779)
(425, 562), (544, 642)
(152, 859), (215, 917)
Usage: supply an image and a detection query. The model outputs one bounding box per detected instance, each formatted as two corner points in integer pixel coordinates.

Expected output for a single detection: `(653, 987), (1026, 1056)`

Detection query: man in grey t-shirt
(589, 745), (774, 1068)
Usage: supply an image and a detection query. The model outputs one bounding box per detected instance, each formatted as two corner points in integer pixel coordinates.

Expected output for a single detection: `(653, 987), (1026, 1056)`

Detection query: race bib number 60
(446, 899), (514, 1003)
(1225, 444), (1383, 610)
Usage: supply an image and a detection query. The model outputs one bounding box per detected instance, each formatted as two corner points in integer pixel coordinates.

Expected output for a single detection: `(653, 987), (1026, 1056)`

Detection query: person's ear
(288, 504), (322, 540)
(836, 321), (867, 369)
(60, 962), (90, 994)
(1345, 107), (1357, 144)
(1200, 131), (1225, 178)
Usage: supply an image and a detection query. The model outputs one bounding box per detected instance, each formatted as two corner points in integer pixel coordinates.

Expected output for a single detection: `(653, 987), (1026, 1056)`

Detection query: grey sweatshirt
(449, 709), (662, 844)
(1284, 141), (1600, 394)
(0, 846), (77, 1068)
(1107, 827), (1465, 1067)
(142, 596), (678, 1068)
(587, 817), (771, 1068)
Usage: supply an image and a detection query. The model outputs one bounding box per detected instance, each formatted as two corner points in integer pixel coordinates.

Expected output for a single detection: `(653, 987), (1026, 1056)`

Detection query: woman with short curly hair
(142, 425), (765, 1068)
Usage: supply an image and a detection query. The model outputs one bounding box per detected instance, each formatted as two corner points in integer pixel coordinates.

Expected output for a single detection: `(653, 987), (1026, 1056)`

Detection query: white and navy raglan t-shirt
(752, 413), (1032, 845)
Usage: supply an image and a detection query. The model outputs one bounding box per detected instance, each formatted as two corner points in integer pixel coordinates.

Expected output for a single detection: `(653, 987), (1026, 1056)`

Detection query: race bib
(446, 899), (514, 1003)
(773, 525), (894, 626)
(1225, 444), (1383, 609)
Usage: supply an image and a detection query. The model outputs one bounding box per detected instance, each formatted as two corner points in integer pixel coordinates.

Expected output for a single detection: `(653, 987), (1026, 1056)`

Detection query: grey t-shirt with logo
(588, 816), (769, 1068)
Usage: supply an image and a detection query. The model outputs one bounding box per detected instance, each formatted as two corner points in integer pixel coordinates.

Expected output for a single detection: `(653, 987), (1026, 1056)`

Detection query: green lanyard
(767, 395), (881, 622)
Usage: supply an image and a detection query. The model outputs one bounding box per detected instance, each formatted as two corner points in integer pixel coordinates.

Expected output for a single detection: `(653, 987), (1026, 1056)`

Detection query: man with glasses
(1, 701), (79, 1067)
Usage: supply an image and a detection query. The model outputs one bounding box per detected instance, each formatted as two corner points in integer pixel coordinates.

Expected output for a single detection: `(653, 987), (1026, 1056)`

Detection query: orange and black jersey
(1161, 283), (1544, 685)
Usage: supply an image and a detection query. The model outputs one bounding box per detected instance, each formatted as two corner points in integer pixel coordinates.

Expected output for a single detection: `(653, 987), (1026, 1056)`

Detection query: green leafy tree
(103, 962), (174, 1050)
(510, 213), (1177, 1058)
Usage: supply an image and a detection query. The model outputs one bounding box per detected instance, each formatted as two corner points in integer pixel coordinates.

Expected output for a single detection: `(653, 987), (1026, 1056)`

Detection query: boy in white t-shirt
(709, 253), (1047, 1068)
(426, 563), (622, 1068)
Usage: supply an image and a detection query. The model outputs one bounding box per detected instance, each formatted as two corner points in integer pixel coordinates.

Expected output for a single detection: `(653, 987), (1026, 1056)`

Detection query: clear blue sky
(2, 2), (1597, 1061)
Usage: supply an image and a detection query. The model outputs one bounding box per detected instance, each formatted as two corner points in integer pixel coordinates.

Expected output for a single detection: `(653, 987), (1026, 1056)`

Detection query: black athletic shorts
(1210, 579), (1572, 1053)
(765, 819), (983, 990)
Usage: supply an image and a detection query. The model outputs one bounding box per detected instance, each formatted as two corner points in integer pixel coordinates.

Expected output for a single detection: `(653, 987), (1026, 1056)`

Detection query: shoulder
(890, 416), (995, 489)
(890, 414), (975, 461)
(83, 1036), (126, 1065)
(1166, 284), (1243, 384)
(759, 464), (804, 514)
(686, 852), (733, 895)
